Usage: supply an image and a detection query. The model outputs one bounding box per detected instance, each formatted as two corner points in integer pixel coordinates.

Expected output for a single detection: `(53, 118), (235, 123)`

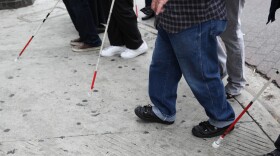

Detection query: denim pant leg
(169, 20), (235, 128)
(149, 28), (182, 122)
(218, 0), (246, 95)
(65, 0), (101, 47)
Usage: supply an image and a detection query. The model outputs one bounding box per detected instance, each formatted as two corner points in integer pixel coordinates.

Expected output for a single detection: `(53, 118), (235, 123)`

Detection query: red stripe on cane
(221, 101), (253, 138)
(19, 36), (34, 57)
(90, 71), (98, 90)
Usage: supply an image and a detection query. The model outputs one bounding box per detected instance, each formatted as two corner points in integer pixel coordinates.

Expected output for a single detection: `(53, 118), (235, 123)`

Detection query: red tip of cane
(18, 36), (34, 58)
(90, 71), (98, 90)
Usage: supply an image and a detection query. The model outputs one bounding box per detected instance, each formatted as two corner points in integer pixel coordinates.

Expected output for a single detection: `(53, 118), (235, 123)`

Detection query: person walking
(63, 0), (101, 52)
(101, 0), (148, 59)
(134, 0), (236, 138)
(217, 0), (246, 99)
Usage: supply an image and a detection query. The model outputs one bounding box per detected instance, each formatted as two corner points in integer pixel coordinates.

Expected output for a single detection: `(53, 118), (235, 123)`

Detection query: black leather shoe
(142, 12), (155, 21)
(134, 105), (174, 125)
(140, 6), (155, 21)
(192, 121), (234, 138)
(263, 149), (280, 156)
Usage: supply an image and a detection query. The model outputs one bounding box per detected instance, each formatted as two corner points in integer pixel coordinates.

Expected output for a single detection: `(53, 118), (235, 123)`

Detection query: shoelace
(143, 105), (153, 114)
(199, 121), (216, 131)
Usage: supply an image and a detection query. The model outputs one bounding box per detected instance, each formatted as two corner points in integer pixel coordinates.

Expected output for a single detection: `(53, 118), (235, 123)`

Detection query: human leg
(220, 0), (246, 96)
(135, 27), (182, 123)
(169, 20), (235, 129)
(141, 0), (154, 20)
(66, 0), (101, 48)
(112, 0), (143, 49)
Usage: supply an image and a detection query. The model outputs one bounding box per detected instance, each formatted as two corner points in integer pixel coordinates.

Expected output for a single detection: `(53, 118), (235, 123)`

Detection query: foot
(121, 41), (148, 59)
(142, 12), (155, 20)
(70, 38), (83, 46)
(263, 149), (280, 156)
(192, 121), (234, 138)
(101, 46), (126, 57)
(134, 105), (174, 125)
(72, 43), (100, 52)
(140, 6), (153, 15)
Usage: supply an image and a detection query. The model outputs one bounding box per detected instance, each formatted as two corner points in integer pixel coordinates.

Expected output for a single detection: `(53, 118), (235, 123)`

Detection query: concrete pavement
(243, 0), (280, 86)
(0, 0), (280, 155)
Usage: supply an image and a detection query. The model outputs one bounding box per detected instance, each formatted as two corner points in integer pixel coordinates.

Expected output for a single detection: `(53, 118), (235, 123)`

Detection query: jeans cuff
(208, 119), (234, 128)
(152, 106), (176, 122)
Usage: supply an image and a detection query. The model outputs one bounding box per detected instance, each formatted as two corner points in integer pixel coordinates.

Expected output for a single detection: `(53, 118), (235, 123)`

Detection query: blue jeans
(63, 0), (101, 47)
(149, 20), (235, 128)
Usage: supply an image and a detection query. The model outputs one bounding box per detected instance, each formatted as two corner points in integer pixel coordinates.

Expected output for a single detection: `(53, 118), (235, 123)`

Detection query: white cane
(15, 0), (61, 62)
(88, 0), (117, 95)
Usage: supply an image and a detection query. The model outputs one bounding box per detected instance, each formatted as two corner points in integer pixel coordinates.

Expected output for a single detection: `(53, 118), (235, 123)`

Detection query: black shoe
(140, 6), (155, 21)
(192, 121), (234, 138)
(263, 149), (280, 156)
(134, 105), (174, 125)
(226, 93), (239, 99)
(140, 6), (152, 15)
(142, 12), (155, 21)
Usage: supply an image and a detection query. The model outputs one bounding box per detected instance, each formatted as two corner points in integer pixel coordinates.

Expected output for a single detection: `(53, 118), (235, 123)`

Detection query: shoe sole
(70, 42), (83, 46)
(134, 109), (174, 125)
(192, 127), (234, 138)
(72, 47), (100, 52)
(101, 51), (123, 57)
(121, 51), (147, 59)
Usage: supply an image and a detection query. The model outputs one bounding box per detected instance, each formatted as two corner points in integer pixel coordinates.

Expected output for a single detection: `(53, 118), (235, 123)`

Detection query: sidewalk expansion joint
(233, 97), (275, 143)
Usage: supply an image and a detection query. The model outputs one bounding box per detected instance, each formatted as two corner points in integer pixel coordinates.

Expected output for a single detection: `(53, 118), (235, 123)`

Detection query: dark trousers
(107, 0), (143, 49)
(88, 0), (107, 26)
(276, 135), (280, 150)
(145, 0), (152, 6)
(63, 0), (101, 47)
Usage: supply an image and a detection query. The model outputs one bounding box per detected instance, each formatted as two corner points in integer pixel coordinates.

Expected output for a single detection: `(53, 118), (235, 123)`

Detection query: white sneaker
(121, 41), (148, 59)
(101, 46), (126, 57)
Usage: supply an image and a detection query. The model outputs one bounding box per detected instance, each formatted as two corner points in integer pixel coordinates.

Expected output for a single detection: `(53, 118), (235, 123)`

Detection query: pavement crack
(0, 129), (166, 144)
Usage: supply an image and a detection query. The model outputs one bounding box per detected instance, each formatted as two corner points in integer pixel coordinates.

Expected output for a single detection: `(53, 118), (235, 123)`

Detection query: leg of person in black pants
(63, 0), (101, 52)
(101, 0), (148, 59)
(88, 0), (107, 34)
(263, 135), (280, 156)
(141, 0), (154, 20)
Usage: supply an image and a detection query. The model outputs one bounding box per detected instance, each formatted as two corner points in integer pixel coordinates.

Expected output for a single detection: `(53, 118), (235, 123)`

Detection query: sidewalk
(242, 0), (280, 86)
(0, 0), (279, 155)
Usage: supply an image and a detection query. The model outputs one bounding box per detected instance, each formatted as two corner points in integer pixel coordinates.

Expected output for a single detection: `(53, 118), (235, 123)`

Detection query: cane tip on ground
(14, 58), (18, 62)
(212, 141), (220, 149)
(87, 91), (93, 97)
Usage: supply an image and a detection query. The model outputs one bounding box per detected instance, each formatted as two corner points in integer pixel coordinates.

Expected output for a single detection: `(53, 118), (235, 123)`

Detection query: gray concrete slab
(0, 0), (279, 155)
(242, 0), (280, 86)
